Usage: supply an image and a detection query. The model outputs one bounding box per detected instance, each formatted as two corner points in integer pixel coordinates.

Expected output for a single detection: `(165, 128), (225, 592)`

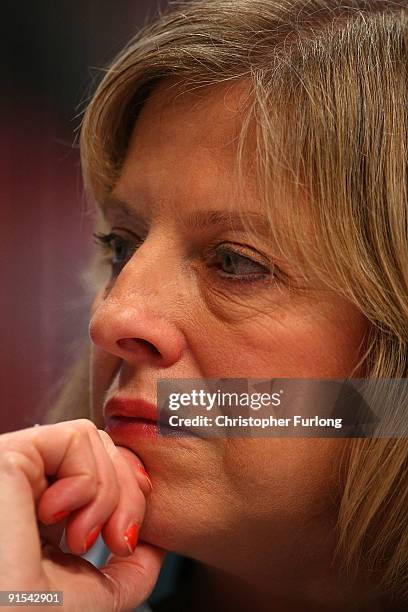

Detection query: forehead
(111, 80), (259, 219)
(132, 79), (251, 157)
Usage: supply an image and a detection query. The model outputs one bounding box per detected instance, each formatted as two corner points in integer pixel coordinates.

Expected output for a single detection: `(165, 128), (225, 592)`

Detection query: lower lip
(105, 417), (159, 440)
(104, 416), (187, 442)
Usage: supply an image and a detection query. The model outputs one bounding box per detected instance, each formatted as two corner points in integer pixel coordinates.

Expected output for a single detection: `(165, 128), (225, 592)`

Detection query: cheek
(90, 344), (121, 388)
(89, 345), (112, 426)
(187, 293), (367, 378)
(223, 438), (346, 524)
(282, 304), (368, 377)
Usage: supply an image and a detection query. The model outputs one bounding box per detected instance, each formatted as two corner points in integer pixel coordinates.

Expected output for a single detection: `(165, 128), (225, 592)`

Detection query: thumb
(100, 542), (166, 611)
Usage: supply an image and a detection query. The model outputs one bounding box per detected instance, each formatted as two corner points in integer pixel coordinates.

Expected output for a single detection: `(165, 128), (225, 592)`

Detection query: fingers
(91, 431), (148, 557)
(0, 420), (98, 586)
(39, 541), (165, 612)
(36, 426), (99, 524)
(38, 519), (66, 550)
(100, 543), (166, 612)
(44, 427), (151, 558)
(62, 428), (150, 559)
(61, 425), (121, 556)
(0, 418), (159, 610)
(0, 419), (150, 575)
(114, 445), (153, 498)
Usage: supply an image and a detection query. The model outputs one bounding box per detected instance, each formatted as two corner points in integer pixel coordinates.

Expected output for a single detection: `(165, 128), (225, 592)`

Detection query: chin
(139, 503), (193, 553)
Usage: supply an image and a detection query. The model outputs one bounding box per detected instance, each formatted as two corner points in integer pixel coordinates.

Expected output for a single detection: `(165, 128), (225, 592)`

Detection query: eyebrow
(179, 210), (271, 236)
(100, 196), (137, 221)
(100, 196), (271, 236)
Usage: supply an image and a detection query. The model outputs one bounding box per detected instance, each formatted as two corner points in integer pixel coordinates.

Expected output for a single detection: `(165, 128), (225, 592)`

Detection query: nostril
(117, 338), (161, 356)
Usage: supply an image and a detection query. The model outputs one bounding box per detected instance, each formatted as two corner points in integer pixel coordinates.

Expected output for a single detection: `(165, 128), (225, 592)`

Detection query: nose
(88, 257), (187, 368)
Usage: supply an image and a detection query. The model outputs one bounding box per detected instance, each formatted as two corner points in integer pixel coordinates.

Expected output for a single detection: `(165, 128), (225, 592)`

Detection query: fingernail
(137, 465), (153, 492)
(123, 523), (139, 553)
(83, 524), (102, 553)
(50, 509), (70, 523)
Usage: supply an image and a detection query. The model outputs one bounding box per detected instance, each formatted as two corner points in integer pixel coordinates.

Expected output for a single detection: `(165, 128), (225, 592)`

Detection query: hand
(0, 419), (165, 611)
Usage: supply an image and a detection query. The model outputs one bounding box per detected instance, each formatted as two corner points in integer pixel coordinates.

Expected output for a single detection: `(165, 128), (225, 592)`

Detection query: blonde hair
(49, 0), (408, 603)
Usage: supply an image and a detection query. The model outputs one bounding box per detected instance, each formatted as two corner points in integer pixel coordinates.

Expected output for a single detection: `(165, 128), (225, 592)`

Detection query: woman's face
(89, 82), (367, 574)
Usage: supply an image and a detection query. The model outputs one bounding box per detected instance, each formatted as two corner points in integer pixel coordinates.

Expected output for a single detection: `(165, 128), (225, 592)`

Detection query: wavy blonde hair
(47, 0), (408, 604)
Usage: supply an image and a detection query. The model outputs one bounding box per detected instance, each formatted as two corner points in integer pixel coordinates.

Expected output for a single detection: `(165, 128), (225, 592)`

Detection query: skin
(88, 82), (376, 611)
(0, 419), (163, 610)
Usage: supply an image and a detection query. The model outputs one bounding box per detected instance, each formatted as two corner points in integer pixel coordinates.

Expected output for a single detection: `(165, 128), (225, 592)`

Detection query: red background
(1, 1), (168, 432)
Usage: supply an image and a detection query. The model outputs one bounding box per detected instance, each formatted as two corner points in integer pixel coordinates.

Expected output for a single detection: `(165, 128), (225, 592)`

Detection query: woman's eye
(93, 231), (140, 274)
(213, 245), (271, 281)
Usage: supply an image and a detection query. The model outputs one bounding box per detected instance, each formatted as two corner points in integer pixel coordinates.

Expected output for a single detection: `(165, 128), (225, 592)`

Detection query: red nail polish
(123, 523), (139, 553)
(50, 509), (69, 523)
(84, 525), (102, 552)
(137, 465), (153, 491)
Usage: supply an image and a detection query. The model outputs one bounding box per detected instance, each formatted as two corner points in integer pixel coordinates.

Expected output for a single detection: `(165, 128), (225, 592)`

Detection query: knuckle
(0, 449), (23, 472)
(97, 430), (117, 454)
(77, 471), (98, 494)
(74, 418), (98, 434)
(60, 419), (97, 443)
(0, 449), (46, 495)
(0, 430), (29, 454)
(0, 449), (41, 483)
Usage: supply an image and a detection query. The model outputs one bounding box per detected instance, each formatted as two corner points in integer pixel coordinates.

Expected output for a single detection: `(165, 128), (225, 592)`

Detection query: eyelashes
(92, 231), (142, 276)
(210, 244), (272, 281)
(92, 231), (278, 285)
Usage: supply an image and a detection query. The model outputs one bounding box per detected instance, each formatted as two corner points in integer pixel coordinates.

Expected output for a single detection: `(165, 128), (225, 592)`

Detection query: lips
(104, 397), (158, 422)
(103, 396), (197, 440)
(104, 397), (159, 440)
(104, 396), (185, 441)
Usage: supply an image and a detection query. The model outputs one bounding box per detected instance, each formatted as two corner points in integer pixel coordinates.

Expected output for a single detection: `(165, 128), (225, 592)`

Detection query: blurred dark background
(1, 1), (168, 433)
